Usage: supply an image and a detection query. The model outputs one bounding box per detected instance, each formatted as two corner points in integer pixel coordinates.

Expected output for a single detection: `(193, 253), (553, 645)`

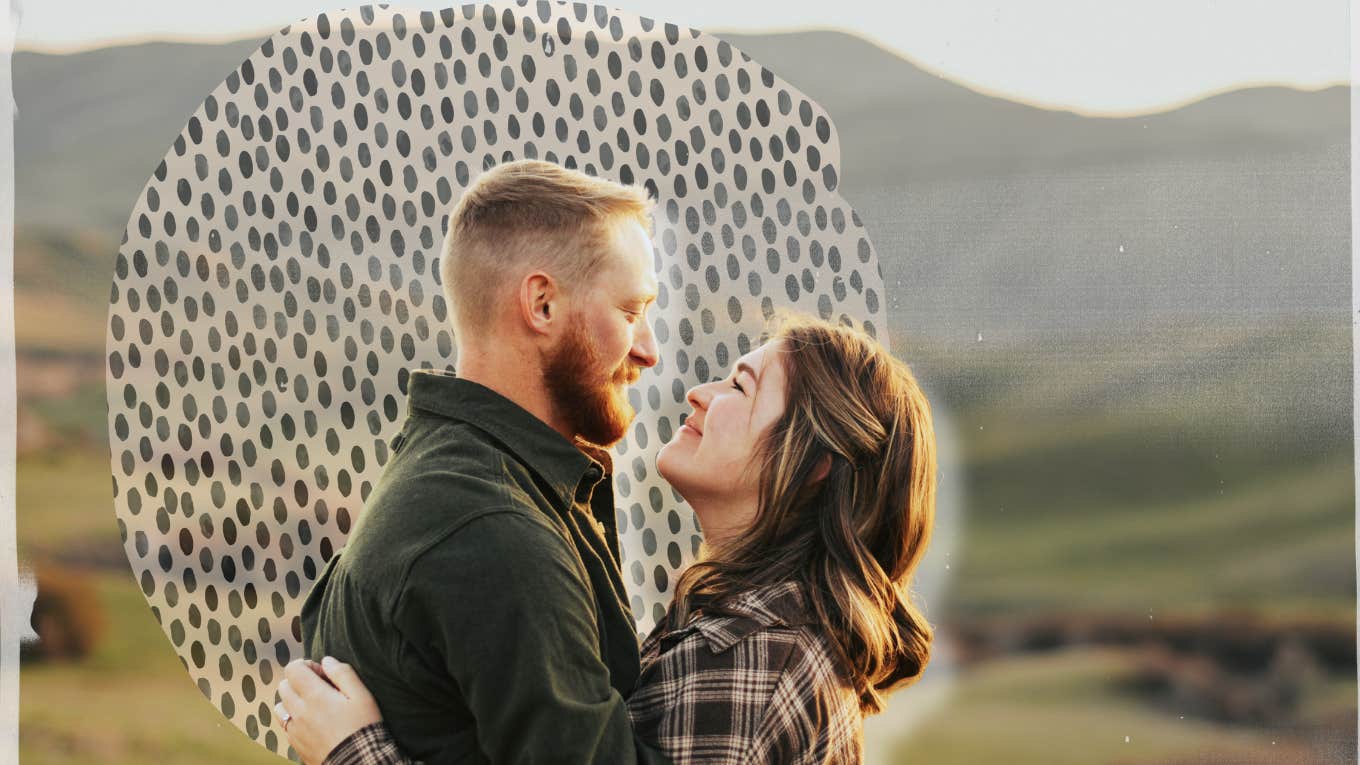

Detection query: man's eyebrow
(632, 290), (658, 305)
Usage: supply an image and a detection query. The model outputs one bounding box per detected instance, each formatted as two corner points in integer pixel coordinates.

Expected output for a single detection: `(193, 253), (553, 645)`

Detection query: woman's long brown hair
(670, 314), (938, 714)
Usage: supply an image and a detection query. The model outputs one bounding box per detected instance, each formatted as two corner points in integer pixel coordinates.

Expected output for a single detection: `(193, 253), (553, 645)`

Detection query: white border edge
(0, 0), (20, 763)
(1350, 0), (1358, 759)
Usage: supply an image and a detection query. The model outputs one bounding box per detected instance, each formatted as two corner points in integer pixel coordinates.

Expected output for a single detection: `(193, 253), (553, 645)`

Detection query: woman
(277, 314), (938, 764)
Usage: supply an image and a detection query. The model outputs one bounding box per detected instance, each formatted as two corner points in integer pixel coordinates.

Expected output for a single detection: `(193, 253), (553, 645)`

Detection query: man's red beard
(543, 319), (641, 447)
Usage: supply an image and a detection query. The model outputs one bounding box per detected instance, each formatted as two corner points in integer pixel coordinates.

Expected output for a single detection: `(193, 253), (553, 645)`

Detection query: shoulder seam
(386, 506), (566, 622)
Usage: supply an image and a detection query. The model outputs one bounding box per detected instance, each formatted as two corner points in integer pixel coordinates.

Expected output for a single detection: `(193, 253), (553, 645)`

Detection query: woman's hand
(277, 656), (383, 765)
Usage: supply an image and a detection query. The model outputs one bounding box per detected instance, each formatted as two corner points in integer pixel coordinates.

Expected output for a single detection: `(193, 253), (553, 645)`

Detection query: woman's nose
(685, 383), (710, 411)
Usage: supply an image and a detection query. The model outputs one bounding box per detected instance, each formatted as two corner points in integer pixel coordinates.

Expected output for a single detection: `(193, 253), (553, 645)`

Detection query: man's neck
(457, 348), (576, 443)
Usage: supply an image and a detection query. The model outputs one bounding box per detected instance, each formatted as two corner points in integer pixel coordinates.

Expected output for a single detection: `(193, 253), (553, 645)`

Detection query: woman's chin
(655, 444), (677, 481)
(655, 445), (692, 490)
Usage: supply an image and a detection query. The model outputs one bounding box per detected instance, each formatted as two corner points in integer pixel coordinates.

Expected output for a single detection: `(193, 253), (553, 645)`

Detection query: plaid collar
(662, 580), (817, 653)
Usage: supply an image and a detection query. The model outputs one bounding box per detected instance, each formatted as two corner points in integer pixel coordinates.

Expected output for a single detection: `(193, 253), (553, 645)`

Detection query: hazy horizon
(13, 26), (1348, 122)
(11, 0), (1348, 117)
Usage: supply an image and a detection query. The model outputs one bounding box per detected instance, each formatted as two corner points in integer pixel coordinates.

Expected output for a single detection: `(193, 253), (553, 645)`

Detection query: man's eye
(731, 380), (745, 393)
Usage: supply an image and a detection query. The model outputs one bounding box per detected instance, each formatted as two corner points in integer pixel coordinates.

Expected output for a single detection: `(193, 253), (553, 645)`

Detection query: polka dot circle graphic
(106, 1), (889, 753)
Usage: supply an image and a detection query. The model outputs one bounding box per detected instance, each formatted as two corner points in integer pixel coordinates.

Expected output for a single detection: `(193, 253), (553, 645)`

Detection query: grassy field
(956, 450), (1355, 619)
(13, 227), (113, 354)
(882, 647), (1352, 764)
(17, 448), (119, 554)
(897, 315), (1355, 622)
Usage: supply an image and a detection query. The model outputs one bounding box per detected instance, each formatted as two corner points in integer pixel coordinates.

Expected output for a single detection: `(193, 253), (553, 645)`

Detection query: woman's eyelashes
(709, 374), (744, 393)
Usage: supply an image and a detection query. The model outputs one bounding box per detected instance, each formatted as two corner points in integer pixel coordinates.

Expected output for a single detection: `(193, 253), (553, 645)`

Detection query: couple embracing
(275, 159), (938, 765)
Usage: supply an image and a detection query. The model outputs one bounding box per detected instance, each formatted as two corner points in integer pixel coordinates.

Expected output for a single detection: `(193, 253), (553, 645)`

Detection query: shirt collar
(405, 369), (609, 510)
(666, 581), (816, 654)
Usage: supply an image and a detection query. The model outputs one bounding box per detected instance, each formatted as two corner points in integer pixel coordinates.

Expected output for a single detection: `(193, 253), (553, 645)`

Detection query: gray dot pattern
(105, 1), (888, 752)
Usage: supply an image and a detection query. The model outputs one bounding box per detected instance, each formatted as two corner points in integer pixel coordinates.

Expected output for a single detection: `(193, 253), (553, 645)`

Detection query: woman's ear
(808, 453), (833, 484)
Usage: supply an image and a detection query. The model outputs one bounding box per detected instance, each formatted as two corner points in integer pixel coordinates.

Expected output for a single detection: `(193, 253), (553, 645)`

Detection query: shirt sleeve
(323, 722), (420, 765)
(395, 510), (671, 765)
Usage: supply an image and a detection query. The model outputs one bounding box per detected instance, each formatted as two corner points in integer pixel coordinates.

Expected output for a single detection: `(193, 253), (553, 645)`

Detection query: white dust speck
(16, 566), (39, 644)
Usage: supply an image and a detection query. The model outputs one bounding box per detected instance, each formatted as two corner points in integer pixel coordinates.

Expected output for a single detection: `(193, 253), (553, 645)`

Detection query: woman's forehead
(739, 338), (785, 376)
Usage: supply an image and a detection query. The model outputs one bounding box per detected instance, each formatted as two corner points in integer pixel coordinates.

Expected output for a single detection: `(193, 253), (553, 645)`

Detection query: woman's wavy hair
(671, 313), (938, 714)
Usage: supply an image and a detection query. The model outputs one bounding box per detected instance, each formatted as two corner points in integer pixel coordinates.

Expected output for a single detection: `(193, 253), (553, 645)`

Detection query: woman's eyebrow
(736, 361), (759, 386)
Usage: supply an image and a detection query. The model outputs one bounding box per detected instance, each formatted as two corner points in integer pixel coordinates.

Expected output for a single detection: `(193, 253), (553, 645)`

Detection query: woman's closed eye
(709, 375), (744, 394)
(730, 379), (745, 394)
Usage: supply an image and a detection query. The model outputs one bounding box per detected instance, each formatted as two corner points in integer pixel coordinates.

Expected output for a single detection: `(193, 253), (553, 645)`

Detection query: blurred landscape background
(13, 28), (1354, 764)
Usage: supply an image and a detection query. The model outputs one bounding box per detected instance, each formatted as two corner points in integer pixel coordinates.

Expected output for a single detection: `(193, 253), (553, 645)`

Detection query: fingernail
(322, 656), (338, 669)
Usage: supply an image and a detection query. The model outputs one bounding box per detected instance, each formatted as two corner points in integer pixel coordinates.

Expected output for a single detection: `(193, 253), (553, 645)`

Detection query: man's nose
(630, 317), (659, 368)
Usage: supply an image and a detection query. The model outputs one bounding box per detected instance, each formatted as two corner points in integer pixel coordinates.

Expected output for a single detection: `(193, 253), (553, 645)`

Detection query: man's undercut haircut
(439, 159), (655, 338)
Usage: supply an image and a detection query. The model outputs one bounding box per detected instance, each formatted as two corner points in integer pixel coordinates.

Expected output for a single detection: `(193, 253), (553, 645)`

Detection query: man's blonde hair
(438, 160), (655, 338)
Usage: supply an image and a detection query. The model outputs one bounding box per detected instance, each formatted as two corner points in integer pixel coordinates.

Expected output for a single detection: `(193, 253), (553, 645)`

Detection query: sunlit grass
(954, 452), (1354, 617)
(17, 448), (117, 555)
(14, 289), (106, 355)
(887, 648), (1344, 764)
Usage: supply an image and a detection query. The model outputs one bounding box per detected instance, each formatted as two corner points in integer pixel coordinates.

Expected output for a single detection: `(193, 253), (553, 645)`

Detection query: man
(299, 159), (670, 764)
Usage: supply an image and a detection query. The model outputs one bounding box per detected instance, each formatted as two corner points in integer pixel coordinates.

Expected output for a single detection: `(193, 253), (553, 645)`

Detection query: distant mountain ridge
(13, 29), (1348, 344)
(16, 31), (1344, 225)
(723, 31), (1345, 179)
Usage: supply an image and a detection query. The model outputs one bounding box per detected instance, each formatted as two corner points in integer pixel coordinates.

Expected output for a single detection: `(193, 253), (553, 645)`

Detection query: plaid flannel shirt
(325, 722), (411, 765)
(324, 581), (863, 765)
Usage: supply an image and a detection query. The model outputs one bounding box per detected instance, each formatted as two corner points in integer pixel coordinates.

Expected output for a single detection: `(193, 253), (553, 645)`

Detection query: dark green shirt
(300, 371), (670, 765)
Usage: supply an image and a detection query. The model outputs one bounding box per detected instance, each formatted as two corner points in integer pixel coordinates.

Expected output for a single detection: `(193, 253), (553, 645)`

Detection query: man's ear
(518, 271), (558, 335)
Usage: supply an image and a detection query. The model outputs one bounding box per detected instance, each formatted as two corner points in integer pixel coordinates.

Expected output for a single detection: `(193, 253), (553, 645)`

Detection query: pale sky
(11, 0), (1350, 115)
